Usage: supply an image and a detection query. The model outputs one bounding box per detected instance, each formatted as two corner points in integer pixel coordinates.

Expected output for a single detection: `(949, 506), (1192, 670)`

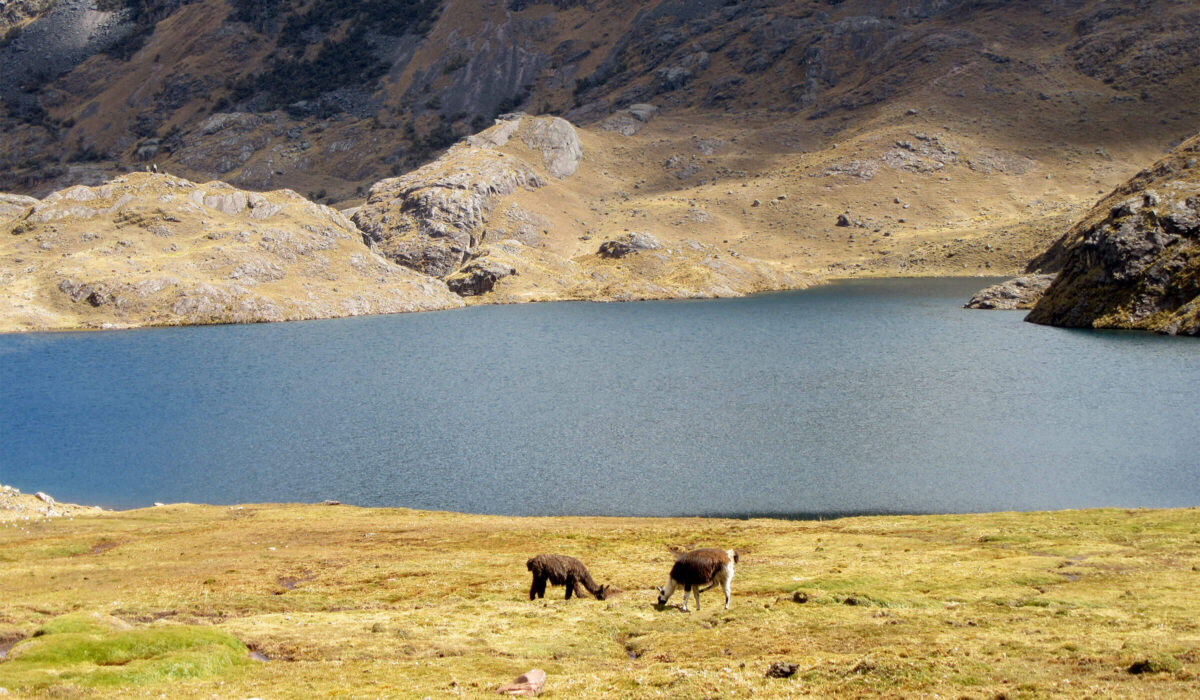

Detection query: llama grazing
(526, 554), (611, 600)
(656, 548), (738, 611)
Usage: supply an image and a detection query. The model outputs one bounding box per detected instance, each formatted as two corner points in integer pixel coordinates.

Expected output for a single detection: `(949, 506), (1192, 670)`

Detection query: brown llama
(656, 548), (738, 611)
(526, 554), (610, 600)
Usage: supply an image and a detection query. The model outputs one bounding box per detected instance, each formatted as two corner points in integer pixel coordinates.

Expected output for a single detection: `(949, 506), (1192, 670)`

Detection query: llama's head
(595, 584), (610, 601)
(656, 585), (668, 605)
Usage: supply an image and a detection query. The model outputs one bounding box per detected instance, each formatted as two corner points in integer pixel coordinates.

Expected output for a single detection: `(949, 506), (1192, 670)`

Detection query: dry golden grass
(1, 503), (1198, 697)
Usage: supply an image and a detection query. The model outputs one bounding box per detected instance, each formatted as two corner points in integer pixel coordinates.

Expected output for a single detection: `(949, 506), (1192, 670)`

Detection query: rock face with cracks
(352, 115), (581, 278)
(1027, 135), (1200, 335)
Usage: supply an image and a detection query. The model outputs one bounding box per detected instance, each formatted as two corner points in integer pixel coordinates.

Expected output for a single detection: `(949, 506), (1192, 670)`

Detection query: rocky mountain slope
(1025, 135), (1200, 335)
(1, 115), (811, 331)
(0, 172), (461, 332)
(1, 0), (1200, 329)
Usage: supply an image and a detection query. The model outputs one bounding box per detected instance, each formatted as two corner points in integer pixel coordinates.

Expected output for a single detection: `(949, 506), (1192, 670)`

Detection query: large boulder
(352, 115), (581, 278)
(597, 232), (662, 258)
(445, 255), (518, 296)
(1026, 135), (1200, 335)
(965, 274), (1056, 310)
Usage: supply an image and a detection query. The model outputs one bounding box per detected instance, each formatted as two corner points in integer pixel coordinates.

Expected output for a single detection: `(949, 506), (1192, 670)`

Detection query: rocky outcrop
(598, 232), (662, 258)
(1026, 136), (1200, 335)
(0, 173), (462, 332)
(0, 193), (38, 227)
(352, 115), (579, 278)
(965, 274), (1056, 310)
(600, 104), (659, 136)
(444, 253), (518, 296)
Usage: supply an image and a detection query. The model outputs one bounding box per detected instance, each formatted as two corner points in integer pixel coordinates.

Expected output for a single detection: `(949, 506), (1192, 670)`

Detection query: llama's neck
(577, 569), (603, 596)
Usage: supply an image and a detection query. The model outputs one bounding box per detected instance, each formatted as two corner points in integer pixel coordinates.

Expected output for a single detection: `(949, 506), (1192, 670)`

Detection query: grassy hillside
(1, 501), (1198, 697)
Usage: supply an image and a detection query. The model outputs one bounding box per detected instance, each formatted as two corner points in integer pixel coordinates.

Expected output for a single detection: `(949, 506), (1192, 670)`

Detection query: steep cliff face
(1026, 136), (1200, 335)
(0, 173), (462, 332)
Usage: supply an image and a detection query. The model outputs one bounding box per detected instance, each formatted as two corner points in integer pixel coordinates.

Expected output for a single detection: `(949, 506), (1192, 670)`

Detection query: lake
(1, 278), (1197, 517)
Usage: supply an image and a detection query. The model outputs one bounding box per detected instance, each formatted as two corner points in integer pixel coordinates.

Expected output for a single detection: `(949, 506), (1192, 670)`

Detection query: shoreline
(4, 482), (1190, 524)
(0, 271), (1011, 336)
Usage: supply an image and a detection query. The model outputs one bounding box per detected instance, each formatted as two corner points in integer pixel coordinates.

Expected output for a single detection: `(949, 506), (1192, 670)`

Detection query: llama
(656, 548), (737, 611)
(526, 554), (610, 600)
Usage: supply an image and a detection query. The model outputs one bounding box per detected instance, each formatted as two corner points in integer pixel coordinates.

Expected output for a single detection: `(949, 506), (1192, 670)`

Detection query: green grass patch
(0, 613), (248, 691)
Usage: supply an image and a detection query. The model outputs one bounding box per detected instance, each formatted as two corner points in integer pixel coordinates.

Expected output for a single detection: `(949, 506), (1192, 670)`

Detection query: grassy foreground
(1, 504), (1198, 698)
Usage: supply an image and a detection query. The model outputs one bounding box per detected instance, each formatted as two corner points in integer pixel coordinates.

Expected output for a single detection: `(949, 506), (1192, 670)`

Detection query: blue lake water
(1, 277), (1197, 516)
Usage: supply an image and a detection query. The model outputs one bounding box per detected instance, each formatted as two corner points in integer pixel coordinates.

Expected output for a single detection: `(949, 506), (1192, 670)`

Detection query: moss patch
(0, 613), (248, 692)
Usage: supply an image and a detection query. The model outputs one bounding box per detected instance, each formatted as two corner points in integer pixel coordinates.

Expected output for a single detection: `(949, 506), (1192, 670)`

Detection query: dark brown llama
(526, 554), (610, 600)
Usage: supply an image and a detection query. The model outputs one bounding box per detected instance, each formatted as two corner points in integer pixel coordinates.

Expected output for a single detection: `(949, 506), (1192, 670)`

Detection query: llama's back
(670, 548), (733, 586)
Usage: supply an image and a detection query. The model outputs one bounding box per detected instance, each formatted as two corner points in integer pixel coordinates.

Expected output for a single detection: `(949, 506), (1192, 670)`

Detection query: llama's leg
(694, 586), (702, 610)
(565, 577), (575, 600)
(530, 575), (538, 601)
(723, 579), (732, 609)
(536, 577), (547, 599)
(681, 584), (690, 612)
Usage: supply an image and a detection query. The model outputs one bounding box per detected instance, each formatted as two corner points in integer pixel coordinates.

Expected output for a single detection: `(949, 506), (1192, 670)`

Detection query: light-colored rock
(600, 104), (659, 136)
(0, 193), (38, 227)
(353, 116), (581, 278)
(0, 173), (463, 332)
(598, 232), (662, 258)
(497, 669), (545, 696)
(964, 274), (1056, 310)
(519, 117), (582, 178)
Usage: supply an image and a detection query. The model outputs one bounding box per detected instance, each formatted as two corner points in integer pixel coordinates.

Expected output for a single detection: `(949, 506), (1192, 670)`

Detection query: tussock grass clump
(0, 613), (248, 691)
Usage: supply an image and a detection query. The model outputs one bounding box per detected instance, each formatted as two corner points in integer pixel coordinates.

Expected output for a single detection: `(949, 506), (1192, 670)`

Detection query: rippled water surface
(2, 278), (1197, 516)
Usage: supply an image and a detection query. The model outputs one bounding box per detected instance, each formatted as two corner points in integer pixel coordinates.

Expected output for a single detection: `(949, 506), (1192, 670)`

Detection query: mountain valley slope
(1, 1), (1200, 329)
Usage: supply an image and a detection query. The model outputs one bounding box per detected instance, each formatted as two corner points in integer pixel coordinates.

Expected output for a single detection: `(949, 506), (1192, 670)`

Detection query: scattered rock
(598, 232), (662, 258)
(765, 662), (798, 678)
(964, 274), (1057, 310)
(836, 214), (852, 227)
(321, 500), (341, 506)
(600, 103), (659, 136)
(497, 668), (546, 696)
(34, 492), (54, 506)
(792, 591), (809, 603)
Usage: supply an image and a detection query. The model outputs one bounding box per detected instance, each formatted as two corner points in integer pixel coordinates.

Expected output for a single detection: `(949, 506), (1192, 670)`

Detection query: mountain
(1025, 134), (1200, 335)
(2, 0), (1200, 329)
